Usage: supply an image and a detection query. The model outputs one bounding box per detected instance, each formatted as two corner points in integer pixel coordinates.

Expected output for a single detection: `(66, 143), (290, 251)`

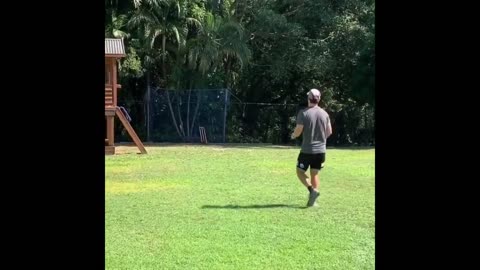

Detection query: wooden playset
(105, 38), (147, 155)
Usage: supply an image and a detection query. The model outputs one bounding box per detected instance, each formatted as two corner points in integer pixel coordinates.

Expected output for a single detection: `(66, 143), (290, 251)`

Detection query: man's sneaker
(307, 190), (320, 207)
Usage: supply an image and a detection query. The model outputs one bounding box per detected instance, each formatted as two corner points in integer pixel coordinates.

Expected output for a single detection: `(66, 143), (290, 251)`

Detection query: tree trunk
(175, 92), (186, 140)
(224, 56), (232, 89)
(189, 91), (201, 138)
(162, 33), (183, 140)
(186, 86), (192, 141)
(166, 90), (183, 138)
(145, 71), (151, 141)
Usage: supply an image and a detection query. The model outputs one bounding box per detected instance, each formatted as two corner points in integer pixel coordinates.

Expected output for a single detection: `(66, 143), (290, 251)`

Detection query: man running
(291, 88), (332, 207)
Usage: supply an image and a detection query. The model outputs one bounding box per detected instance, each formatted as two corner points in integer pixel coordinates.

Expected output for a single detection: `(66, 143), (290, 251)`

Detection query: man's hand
(291, 124), (304, 139)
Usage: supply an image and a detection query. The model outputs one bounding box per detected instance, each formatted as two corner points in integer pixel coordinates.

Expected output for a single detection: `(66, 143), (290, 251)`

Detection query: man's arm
(292, 110), (304, 139)
(326, 117), (332, 138)
(291, 125), (304, 139)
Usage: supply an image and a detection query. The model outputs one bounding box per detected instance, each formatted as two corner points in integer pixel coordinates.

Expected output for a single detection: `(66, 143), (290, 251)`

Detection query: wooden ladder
(116, 107), (147, 154)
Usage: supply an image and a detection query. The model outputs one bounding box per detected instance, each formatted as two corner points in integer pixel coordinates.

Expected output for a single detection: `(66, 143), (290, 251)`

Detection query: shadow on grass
(201, 204), (307, 209)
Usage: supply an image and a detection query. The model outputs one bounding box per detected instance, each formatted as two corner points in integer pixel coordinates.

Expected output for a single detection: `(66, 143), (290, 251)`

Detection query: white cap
(307, 89), (321, 100)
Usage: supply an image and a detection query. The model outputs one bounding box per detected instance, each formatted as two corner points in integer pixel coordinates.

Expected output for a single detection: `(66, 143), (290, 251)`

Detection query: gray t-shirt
(296, 106), (330, 154)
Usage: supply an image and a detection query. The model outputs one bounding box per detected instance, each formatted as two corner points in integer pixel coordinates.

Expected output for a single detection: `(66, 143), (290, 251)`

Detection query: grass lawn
(106, 145), (375, 270)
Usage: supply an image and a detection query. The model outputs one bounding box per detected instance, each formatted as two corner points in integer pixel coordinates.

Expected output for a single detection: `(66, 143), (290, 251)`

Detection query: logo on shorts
(299, 163), (304, 168)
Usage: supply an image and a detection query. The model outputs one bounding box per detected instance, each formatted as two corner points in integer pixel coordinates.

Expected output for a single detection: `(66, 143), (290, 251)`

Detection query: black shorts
(297, 152), (326, 171)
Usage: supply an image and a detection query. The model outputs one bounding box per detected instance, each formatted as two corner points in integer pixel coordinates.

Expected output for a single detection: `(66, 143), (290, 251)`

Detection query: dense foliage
(106, 0), (375, 145)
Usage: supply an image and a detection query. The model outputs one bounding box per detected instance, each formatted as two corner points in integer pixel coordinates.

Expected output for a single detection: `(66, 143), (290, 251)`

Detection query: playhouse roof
(105, 38), (125, 57)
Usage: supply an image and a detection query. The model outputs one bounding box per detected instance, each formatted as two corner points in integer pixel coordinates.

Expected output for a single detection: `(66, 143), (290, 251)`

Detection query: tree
(106, 0), (376, 145)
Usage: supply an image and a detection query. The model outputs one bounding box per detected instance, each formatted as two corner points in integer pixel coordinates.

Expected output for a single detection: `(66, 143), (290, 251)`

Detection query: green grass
(106, 145), (375, 270)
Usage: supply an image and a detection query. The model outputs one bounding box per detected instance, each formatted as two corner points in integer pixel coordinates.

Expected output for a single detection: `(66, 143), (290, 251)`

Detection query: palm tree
(129, 0), (201, 140)
(185, 12), (251, 141)
(188, 11), (251, 86)
(129, 1), (250, 142)
(217, 14), (251, 89)
(105, 0), (133, 38)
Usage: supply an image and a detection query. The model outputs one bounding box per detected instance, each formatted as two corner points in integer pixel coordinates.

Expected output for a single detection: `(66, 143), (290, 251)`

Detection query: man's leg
(306, 153), (325, 207)
(296, 153), (313, 193)
(310, 169), (320, 191)
(306, 169), (320, 207)
(296, 168), (312, 191)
